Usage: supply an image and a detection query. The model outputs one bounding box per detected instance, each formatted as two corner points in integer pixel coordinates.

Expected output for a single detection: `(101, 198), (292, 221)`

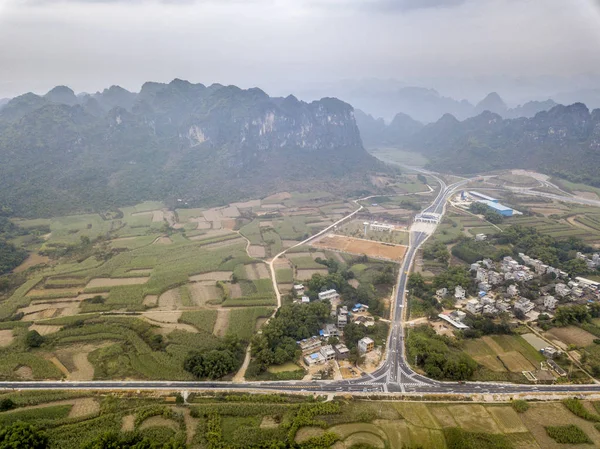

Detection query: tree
(25, 330), (44, 348)
(0, 422), (48, 449)
(0, 399), (14, 412)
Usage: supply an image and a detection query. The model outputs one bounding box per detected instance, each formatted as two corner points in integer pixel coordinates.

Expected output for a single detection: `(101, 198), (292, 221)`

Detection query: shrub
(25, 330), (44, 348)
(545, 425), (592, 444)
(0, 399), (15, 412)
(511, 400), (529, 413)
(562, 398), (600, 422)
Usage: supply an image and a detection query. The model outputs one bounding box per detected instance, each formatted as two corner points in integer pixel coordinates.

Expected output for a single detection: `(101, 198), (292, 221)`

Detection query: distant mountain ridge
(0, 80), (384, 217)
(356, 92), (560, 149)
(400, 103), (600, 186)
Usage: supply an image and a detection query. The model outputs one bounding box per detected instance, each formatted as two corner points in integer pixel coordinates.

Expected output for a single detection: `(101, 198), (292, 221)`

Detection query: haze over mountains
(293, 78), (600, 124)
(0, 80), (383, 217)
(372, 102), (600, 187)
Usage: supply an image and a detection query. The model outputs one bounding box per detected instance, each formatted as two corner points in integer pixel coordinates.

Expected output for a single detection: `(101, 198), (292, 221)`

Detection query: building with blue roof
(479, 200), (514, 217)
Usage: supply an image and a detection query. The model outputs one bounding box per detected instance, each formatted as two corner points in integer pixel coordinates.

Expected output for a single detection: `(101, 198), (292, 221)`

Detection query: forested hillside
(0, 80), (384, 217)
(398, 103), (600, 185)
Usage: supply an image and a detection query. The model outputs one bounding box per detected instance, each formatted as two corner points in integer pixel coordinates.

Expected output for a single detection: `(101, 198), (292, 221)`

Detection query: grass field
(464, 335), (546, 381)
(3, 393), (599, 449)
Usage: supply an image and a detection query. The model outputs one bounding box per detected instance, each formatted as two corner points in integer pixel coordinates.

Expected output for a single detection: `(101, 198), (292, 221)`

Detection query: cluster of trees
(552, 304), (600, 327)
(407, 326), (477, 380)
(469, 203), (504, 224)
(450, 238), (508, 265)
(250, 302), (330, 372)
(407, 268), (475, 318)
(461, 314), (512, 339)
(183, 334), (244, 380)
(0, 422), (48, 448)
(422, 241), (450, 264)
(498, 225), (594, 275)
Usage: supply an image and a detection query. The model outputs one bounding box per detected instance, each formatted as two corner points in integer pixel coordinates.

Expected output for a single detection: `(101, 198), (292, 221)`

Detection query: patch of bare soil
(27, 287), (81, 298)
(222, 219), (236, 230)
(143, 295), (158, 307)
(13, 253), (50, 273)
(282, 240), (299, 248)
(122, 414), (135, 432)
(174, 407), (199, 444)
(261, 204), (285, 210)
(142, 312), (197, 334)
(213, 309), (230, 337)
(228, 283), (243, 298)
(154, 236), (172, 245)
(53, 343), (112, 380)
(260, 416), (279, 429)
(188, 229), (233, 240)
(231, 199), (262, 209)
(220, 206), (240, 218)
(248, 245), (266, 257)
(255, 317), (268, 332)
(189, 284), (221, 307)
(574, 190), (599, 200)
(19, 301), (82, 321)
(313, 234), (408, 261)
(196, 222), (212, 230)
(212, 220), (222, 229)
(263, 192), (291, 202)
(15, 366), (33, 380)
(157, 288), (180, 310)
(244, 263), (270, 279)
(274, 258), (292, 268)
(151, 210), (165, 222)
(29, 324), (62, 336)
(189, 271), (232, 282)
(68, 398), (100, 418)
(0, 330), (14, 347)
(86, 277), (149, 288)
(296, 269), (329, 281)
(139, 416), (180, 431)
(260, 221), (272, 228)
(348, 279), (360, 288)
(202, 209), (222, 222)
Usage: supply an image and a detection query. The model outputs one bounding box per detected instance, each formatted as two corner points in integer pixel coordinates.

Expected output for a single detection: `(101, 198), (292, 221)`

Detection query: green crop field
(1, 393), (596, 448)
(228, 307), (274, 340)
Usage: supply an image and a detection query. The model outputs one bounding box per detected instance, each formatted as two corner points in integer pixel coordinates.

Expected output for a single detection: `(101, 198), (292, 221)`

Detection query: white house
(320, 345), (336, 361)
(507, 284), (519, 297)
(514, 297), (534, 315)
(466, 299), (482, 314)
(358, 337), (375, 354)
(436, 288), (448, 298)
(455, 286), (466, 300)
(318, 289), (340, 301)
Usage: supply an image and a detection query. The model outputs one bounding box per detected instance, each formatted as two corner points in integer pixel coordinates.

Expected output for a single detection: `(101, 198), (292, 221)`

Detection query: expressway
(5, 175), (600, 396)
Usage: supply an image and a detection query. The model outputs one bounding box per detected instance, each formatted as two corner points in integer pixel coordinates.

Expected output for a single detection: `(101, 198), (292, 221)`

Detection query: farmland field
(313, 234), (407, 261)
(2, 392), (598, 449)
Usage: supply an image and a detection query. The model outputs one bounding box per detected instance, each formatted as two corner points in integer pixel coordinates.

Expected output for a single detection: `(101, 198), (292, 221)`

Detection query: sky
(1, 0), (600, 101)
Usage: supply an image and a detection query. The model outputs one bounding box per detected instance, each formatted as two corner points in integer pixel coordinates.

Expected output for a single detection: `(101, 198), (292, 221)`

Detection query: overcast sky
(1, 0), (600, 100)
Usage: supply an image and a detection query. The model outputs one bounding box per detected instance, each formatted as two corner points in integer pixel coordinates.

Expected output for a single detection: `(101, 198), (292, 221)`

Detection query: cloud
(363, 0), (467, 12)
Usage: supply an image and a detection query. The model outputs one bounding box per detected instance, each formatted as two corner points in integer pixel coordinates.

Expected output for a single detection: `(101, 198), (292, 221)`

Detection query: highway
(4, 175), (600, 396)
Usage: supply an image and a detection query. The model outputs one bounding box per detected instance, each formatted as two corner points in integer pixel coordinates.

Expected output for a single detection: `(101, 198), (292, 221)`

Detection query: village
(291, 284), (384, 380)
